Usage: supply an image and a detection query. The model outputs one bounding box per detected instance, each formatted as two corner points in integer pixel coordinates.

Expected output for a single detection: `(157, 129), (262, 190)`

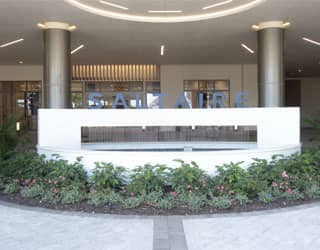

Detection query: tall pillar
(38, 22), (76, 108)
(253, 21), (290, 107)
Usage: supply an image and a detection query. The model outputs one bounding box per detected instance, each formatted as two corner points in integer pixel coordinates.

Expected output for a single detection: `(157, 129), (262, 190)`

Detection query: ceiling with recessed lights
(0, 0), (319, 77)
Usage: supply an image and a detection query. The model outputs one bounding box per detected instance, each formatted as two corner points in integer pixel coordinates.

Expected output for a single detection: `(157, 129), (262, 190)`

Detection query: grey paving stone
(0, 203), (153, 250)
(183, 204), (320, 250)
(153, 217), (188, 250)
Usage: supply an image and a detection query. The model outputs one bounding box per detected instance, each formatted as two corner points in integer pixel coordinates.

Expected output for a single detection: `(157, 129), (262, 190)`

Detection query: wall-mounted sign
(88, 91), (249, 109)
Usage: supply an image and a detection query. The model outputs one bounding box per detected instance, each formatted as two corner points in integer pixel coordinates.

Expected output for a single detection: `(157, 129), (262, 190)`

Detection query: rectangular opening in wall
(81, 126), (257, 151)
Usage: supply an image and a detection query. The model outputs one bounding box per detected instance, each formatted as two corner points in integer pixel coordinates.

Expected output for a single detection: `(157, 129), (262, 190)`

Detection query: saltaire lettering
(88, 92), (250, 109)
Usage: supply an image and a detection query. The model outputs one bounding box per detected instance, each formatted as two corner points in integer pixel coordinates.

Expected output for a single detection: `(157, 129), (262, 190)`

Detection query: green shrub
(234, 193), (250, 206)
(178, 192), (206, 212)
(209, 195), (232, 210)
(305, 183), (320, 199)
(128, 164), (169, 194)
(0, 175), (5, 190)
(123, 196), (144, 209)
(281, 189), (304, 201)
(213, 162), (255, 196)
(88, 190), (123, 207)
(88, 190), (108, 207)
(169, 161), (209, 193)
(89, 162), (126, 191)
(258, 191), (274, 204)
(155, 195), (176, 210)
(144, 191), (163, 205)
(304, 112), (320, 131)
(60, 187), (86, 204)
(247, 157), (284, 195)
(41, 190), (60, 204)
(3, 179), (20, 194)
(0, 151), (47, 178)
(20, 184), (43, 198)
(46, 156), (87, 188)
(0, 116), (18, 157)
(105, 191), (123, 207)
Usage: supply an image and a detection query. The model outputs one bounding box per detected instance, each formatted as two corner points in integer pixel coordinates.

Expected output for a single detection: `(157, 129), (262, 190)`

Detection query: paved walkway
(0, 201), (320, 250)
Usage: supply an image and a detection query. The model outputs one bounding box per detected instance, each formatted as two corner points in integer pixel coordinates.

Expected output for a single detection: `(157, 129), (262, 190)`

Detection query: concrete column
(39, 22), (76, 108)
(254, 21), (290, 107)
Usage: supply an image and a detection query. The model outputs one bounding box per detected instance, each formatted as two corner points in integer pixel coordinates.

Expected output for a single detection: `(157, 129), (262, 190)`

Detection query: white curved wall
(37, 108), (301, 173)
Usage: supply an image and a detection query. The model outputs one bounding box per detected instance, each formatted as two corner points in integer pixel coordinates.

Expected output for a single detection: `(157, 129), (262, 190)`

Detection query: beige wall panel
(0, 65), (43, 81)
(160, 64), (258, 108)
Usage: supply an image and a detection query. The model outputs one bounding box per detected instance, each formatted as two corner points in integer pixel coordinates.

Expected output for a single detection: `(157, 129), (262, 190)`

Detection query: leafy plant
(88, 189), (123, 207)
(0, 175), (5, 190)
(0, 116), (18, 157)
(144, 191), (163, 206)
(178, 192), (206, 211)
(123, 196), (144, 209)
(128, 164), (169, 194)
(46, 156), (87, 188)
(304, 112), (320, 130)
(0, 151), (47, 178)
(3, 179), (20, 194)
(20, 184), (43, 198)
(155, 195), (176, 210)
(89, 162), (126, 191)
(105, 190), (123, 207)
(209, 195), (232, 210)
(281, 189), (304, 201)
(305, 183), (320, 199)
(170, 161), (208, 193)
(41, 190), (60, 204)
(88, 190), (108, 207)
(213, 162), (255, 196)
(258, 191), (274, 204)
(234, 193), (250, 206)
(60, 186), (87, 204)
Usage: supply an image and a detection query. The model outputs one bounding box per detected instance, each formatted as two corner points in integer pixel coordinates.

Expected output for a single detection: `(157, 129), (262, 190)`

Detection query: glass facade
(0, 81), (42, 128)
(71, 81), (160, 109)
(184, 80), (230, 108)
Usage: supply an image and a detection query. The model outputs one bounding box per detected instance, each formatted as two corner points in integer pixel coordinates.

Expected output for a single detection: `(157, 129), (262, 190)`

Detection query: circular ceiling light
(64, 0), (267, 23)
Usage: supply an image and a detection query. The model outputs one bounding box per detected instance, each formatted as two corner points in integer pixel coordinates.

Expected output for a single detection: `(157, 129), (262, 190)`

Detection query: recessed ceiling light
(302, 37), (320, 46)
(0, 38), (24, 48)
(148, 10), (183, 14)
(71, 44), (84, 54)
(99, 0), (128, 10)
(160, 45), (165, 56)
(202, 0), (233, 10)
(241, 43), (254, 54)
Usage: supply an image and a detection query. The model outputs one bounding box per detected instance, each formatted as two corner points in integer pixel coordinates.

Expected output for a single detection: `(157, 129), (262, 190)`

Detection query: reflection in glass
(183, 80), (230, 108)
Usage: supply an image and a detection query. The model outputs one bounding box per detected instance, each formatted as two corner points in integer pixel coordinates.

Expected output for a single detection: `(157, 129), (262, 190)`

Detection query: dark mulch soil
(0, 192), (319, 216)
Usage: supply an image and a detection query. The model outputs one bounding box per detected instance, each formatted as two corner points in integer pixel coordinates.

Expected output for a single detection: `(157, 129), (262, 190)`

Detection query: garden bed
(1, 192), (319, 216)
(1, 148), (320, 216)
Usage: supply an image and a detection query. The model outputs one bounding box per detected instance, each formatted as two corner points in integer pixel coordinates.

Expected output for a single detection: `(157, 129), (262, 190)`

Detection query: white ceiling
(0, 0), (320, 77)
